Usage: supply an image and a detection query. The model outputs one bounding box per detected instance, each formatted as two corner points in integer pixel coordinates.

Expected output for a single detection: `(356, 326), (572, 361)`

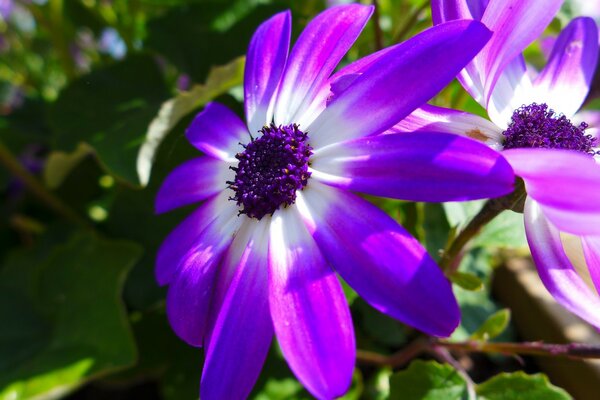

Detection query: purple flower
(390, 0), (600, 329)
(156, 5), (512, 399)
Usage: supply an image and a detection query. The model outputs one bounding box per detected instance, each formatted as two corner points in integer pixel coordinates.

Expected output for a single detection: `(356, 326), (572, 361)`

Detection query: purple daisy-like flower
(156, 5), (513, 399)
(385, 0), (600, 330)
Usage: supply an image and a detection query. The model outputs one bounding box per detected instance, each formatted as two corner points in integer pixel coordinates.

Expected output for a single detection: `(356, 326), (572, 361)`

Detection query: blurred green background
(0, 0), (598, 399)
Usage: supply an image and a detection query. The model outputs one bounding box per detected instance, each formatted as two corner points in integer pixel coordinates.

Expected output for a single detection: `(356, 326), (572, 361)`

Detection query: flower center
(502, 103), (597, 155)
(227, 123), (312, 220)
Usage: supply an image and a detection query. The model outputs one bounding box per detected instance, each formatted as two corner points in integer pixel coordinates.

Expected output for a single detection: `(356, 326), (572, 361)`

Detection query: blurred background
(1, 0), (599, 399)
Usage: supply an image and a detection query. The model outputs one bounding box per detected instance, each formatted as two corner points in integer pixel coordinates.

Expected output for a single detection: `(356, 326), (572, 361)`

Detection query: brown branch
(435, 340), (600, 360)
(356, 337), (428, 367)
(372, 0), (384, 50)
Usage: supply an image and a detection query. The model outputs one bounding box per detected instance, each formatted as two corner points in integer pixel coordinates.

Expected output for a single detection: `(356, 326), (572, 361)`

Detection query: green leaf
(443, 202), (527, 249)
(470, 309), (511, 341)
(423, 203), (451, 261)
(136, 56), (245, 185)
(49, 54), (170, 185)
(389, 360), (468, 400)
(476, 372), (571, 400)
(0, 233), (142, 400)
(43, 143), (92, 189)
(449, 271), (484, 292)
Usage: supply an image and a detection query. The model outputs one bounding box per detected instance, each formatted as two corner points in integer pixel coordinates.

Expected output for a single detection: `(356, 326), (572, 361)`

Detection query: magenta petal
(269, 207), (355, 399)
(479, 0), (563, 102)
(524, 198), (600, 329)
(155, 157), (229, 214)
(311, 131), (514, 201)
(165, 200), (243, 346)
(582, 236), (600, 295)
(534, 17), (599, 118)
(431, 0), (489, 23)
(201, 220), (272, 400)
(273, 4), (373, 125)
(308, 20), (491, 149)
(297, 182), (460, 337)
(503, 148), (600, 235)
(245, 11), (291, 133)
(186, 102), (247, 160)
(390, 104), (502, 144)
(156, 192), (230, 285)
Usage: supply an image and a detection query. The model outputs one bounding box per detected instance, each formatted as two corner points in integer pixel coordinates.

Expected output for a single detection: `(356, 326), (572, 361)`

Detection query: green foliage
(49, 54), (170, 185)
(389, 361), (468, 400)
(470, 309), (511, 342)
(0, 232), (141, 400)
(390, 362), (572, 400)
(476, 372), (571, 400)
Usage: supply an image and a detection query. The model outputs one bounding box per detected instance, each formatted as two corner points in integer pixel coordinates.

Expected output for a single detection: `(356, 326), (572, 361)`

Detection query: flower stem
(435, 340), (600, 360)
(0, 141), (91, 228)
(372, 0), (384, 50)
(439, 179), (526, 272)
(356, 337), (600, 369)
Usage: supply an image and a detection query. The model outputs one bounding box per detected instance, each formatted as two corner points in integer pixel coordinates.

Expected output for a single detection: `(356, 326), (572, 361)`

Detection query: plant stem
(0, 141), (90, 228)
(356, 337), (428, 367)
(372, 0), (384, 50)
(357, 337), (600, 370)
(439, 179), (526, 272)
(435, 340), (600, 360)
(392, 0), (429, 43)
(431, 346), (477, 400)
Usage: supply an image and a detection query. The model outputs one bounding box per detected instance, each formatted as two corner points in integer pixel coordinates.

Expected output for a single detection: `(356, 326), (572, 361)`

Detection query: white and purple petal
(307, 20), (492, 149)
(390, 104), (504, 148)
(296, 181), (460, 337)
(244, 11), (291, 133)
(269, 206), (355, 400)
(186, 102), (247, 161)
(582, 236), (600, 294)
(524, 198), (600, 329)
(311, 131), (514, 201)
(165, 199), (243, 346)
(478, 0), (563, 103)
(273, 4), (373, 126)
(533, 17), (599, 118)
(201, 218), (273, 400)
(503, 148), (600, 235)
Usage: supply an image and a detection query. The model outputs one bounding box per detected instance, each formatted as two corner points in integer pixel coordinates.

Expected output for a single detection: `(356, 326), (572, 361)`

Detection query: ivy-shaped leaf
(476, 372), (571, 400)
(389, 360), (468, 400)
(0, 233), (142, 400)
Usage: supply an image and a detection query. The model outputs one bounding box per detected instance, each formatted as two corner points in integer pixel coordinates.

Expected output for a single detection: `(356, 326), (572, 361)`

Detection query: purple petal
(479, 0), (563, 103)
(503, 148), (600, 235)
(311, 131), (514, 202)
(307, 20), (492, 150)
(431, 0), (489, 23)
(245, 11), (291, 133)
(534, 17), (599, 118)
(273, 4), (373, 125)
(165, 199), (243, 346)
(296, 182), (460, 337)
(524, 198), (600, 329)
(269, 207), (355, 399)
(156, 191), (230, 285)
(582, 236), (600, 295)
(186, 102), (247, 160)
(201, 219), (273, 400)
(390, 104), (503, 146)
(155, 157), (230, 214)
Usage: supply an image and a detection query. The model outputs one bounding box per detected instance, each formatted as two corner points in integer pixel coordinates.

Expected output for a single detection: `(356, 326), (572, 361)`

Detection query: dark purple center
(227, 123), (312, 220)
(502, 103), (597, 155)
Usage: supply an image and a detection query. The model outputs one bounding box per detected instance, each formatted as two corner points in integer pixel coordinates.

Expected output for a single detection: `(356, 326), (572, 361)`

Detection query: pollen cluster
(228, 123), (313, 220)
(502, 103), (597, 155)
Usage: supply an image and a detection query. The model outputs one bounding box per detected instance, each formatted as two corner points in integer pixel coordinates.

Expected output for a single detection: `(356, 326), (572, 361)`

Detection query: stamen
(227, 123), (312, 220)
(502, 103), (597, 155)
